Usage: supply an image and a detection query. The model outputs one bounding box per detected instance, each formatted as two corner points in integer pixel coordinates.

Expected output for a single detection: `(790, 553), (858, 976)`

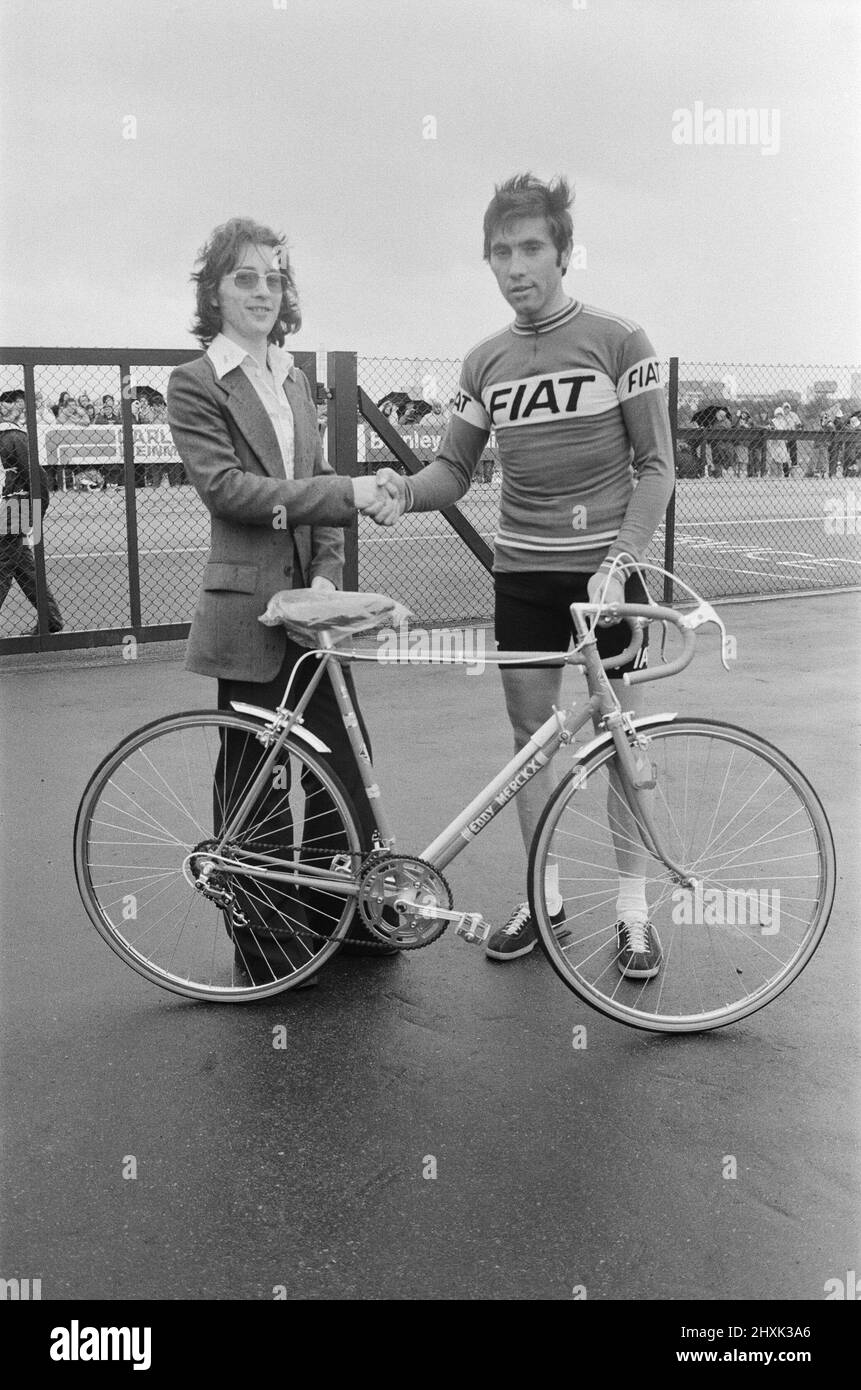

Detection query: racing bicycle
(73, 563), (835, 1032)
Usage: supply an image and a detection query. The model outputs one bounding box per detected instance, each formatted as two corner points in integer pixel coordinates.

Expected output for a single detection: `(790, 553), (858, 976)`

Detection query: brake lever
(678, 602), (732, 671)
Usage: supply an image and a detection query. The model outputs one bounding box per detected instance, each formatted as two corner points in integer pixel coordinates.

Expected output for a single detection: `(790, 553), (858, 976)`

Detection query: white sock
(544, 862), (563, 915)
(616, 875), (647, 923)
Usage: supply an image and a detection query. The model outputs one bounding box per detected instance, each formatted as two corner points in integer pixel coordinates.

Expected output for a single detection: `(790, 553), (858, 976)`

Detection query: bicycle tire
(528, 718), (836, 1032)
(73, 710), (363, 1001)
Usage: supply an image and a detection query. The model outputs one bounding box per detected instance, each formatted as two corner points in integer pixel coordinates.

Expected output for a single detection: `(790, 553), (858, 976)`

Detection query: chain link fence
(0, 355), (207, 639)
(355, 356), (496, 624)
(2, 351), (858, 648)
(673, 363), (860, 600)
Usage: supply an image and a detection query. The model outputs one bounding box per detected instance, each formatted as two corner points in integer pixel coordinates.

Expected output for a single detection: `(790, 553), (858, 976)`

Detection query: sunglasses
(226, 270), (287, 294)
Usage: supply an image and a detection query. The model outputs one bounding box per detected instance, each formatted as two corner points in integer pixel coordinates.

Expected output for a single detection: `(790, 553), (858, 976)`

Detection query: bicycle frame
(208, 599), (702, 899)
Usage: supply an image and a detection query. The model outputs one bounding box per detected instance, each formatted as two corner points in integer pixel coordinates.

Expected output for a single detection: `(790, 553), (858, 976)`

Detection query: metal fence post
(327, 351), (359, 591)
(663, 357), (678, 605)
(118, 364), (142, 630)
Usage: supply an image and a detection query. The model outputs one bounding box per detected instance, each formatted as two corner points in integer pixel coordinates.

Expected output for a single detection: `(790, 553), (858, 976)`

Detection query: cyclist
(368, 174), (675, 976)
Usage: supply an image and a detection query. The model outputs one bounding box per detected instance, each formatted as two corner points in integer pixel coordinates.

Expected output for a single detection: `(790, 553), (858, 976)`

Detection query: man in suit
(167, 217), (392, 983)
(0, 391), (64, 634)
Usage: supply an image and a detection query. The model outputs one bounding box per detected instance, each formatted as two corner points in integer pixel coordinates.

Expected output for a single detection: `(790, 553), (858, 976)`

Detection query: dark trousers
(0, 536), (63, 628)
(747, 441), (766, 476)
(214, 639), (376, 943)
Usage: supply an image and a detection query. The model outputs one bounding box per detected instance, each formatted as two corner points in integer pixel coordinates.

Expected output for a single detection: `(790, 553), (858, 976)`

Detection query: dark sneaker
(485, 901), (568, 961)
(615, 919), (662, 979)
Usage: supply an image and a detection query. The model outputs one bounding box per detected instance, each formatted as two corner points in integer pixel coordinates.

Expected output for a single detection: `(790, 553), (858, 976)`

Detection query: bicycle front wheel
(74, 711), (363, 1001)
(529, 718), (835, 1032)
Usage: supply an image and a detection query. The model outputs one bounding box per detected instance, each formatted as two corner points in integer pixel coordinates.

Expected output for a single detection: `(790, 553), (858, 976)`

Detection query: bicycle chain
(217, 841), (448, 948)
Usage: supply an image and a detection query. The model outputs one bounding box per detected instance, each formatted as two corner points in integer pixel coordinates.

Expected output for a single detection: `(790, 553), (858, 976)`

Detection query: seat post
(319, 631), (394, 846)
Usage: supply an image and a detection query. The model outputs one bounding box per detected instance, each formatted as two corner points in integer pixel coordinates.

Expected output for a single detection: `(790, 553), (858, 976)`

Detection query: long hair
(189, 217), (301, 347)
(482, 173), (574, 265)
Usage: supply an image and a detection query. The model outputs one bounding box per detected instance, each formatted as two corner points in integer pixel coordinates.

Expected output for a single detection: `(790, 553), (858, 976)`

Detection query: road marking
(359, 532), (495, 545)
(677, 516), (833, 526)
(49, 547), (209, 560)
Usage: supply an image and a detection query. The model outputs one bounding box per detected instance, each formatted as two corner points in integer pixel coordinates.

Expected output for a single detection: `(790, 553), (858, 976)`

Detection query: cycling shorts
(494, 568), (651, 676)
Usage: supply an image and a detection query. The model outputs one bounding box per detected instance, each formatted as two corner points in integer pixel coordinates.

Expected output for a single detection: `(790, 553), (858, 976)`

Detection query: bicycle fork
(604, 711), (699, 891)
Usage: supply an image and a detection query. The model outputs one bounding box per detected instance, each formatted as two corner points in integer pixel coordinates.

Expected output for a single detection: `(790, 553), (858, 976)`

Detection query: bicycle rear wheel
(74, 711), (363, 1001)
(529, 718), (835, 1032)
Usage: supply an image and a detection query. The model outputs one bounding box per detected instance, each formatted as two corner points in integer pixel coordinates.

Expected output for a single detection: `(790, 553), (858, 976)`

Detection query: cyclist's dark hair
(190, 216), (301, 347)
(482, 173), (574, 269)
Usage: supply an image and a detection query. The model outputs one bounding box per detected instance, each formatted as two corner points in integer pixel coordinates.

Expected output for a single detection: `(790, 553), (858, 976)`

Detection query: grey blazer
(167, 353), (356, 682)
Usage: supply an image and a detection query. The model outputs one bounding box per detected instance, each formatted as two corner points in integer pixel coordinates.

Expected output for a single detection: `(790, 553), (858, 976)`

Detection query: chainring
(357, 854), (453, 949)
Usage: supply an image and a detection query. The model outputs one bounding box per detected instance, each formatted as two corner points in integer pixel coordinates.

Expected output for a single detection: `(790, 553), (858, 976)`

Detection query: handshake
(351, 468), (408, 527)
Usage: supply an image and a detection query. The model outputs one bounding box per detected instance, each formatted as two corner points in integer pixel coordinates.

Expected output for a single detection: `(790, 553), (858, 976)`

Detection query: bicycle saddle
(258, 589), (411, 647)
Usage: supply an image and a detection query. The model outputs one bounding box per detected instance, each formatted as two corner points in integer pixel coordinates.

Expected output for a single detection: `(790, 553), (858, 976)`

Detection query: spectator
(399, 399), (428, 428)
(688, 418), (706, 476)
(823, 407), (845, 477)
(0, 389), (26, 429)
(93, 396), (123, 489)
(781, 401), (802, 473)
(0, 391), (64, 633)
(748, 410), (770, 477)
(710, 408), (735, 478)
(690, 404), (723, 476)
(139, 392), (174, 488)
(94, 394), (121, 425)
(56, 391), (90, 425)
(734, 409), (753, 476)
(77, 394), (96, 423)
(842, 412), (861, 478)
(130, 391), (167, 486)
(769, 406), (790, 477)
(127, 397), (148, 487)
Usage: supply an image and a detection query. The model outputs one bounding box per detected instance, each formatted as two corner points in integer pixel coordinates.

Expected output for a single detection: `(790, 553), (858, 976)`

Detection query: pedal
(453, 913), (490, 944)
(395, 901), (490, 944)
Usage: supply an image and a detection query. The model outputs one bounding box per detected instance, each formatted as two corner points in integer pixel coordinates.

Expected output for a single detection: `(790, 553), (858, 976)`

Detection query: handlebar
(570, 601), (701, 685)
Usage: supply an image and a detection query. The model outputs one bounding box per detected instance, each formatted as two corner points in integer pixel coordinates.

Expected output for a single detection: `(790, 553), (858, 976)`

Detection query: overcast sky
(1, 0), (859, 367)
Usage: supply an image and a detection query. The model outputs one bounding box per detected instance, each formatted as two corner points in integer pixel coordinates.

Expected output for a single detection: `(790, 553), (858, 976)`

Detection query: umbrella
(691, 404), (729, 426)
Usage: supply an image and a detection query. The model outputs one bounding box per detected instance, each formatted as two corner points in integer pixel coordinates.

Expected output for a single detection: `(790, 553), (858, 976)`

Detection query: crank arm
(393, 901), (491, 944)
